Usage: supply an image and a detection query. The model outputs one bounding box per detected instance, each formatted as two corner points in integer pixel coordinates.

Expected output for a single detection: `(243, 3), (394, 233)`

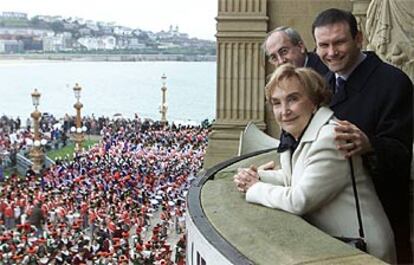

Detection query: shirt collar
(335, 52), (366, 81)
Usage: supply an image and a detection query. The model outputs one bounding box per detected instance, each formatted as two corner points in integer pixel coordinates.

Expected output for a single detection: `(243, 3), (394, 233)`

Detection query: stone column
(204, 0), (268, 168)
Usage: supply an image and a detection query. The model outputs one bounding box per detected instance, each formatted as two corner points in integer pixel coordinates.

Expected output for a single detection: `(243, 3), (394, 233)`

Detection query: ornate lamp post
(29, 89), (44, 173)
(159, 74), (168, 125)
(70, 83), (87, 153)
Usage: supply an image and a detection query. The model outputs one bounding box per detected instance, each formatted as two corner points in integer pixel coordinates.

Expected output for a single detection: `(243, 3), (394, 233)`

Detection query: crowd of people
(0, 113), (129, 170)
(0, 114), (69, 172)
(0, 114), (210, 264)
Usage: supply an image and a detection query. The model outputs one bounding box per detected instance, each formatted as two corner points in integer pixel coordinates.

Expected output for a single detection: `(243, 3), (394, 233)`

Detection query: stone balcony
(187, 149), (387, 265)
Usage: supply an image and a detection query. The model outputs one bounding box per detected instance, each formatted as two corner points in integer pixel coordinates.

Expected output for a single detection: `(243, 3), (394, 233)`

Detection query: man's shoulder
(307, 52), (318, 60)
(306, 52), (329, 75)
(347, 51), (413, 92)
(364, 52), (410, 80)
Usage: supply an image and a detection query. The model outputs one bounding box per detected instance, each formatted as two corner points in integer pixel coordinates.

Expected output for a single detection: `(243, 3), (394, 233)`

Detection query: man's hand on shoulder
(334, 120), (373, 158)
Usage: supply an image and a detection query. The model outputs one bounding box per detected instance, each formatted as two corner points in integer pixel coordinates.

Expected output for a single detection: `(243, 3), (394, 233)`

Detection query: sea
(0, 60), (216, 124)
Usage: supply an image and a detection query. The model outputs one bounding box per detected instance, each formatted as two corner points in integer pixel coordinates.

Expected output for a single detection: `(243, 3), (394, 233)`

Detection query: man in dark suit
(263, 26), (328, 75)
(313, 8), (413, 264)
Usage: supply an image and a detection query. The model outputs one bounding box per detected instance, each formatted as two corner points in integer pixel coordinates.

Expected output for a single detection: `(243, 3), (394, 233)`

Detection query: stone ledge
(200, 151), (386, 265)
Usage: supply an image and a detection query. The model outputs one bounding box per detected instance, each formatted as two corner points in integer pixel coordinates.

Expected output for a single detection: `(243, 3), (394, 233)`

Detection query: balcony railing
(187, 148), (386, 265)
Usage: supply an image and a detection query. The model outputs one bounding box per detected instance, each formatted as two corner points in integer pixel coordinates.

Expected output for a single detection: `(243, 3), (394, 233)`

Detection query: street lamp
(159, 73), (168, 125)
(29, 88), (44, 173)
(71, 83), (87, 153)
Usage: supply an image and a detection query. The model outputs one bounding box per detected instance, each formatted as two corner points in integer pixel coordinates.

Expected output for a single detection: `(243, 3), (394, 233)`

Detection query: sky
(1, 0), (218, 40)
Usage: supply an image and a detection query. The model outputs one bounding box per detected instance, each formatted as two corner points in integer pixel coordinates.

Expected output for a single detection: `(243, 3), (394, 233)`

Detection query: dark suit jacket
(325, 52), (413, 237)
(306, 52), (329, 76)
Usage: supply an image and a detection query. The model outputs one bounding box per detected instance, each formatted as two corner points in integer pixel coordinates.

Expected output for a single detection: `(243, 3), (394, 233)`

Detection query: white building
(127, 38), (146, 49)
(113, 26), (133, 36)
(158, 42), (180, 49)
(1, 12), (27, 20)
(77, 36), (116, 50)
(33, 15), (62, 23)
(43, 32), (73, 52)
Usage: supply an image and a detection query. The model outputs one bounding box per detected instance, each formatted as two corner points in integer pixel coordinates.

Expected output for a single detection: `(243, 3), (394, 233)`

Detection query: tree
(50, 21), (65, 33)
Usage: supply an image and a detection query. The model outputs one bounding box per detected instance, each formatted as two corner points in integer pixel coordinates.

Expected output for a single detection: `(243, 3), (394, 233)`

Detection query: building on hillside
(146, 32), (157, 41)
(97, 21), (116, 27)
(86, 23), (99, 32)
(32, 15), (55, 23)
(1, 12), (27, 20)
(113, 26), (133, 37)
(158, 42), (180, 49)
(43, 32), (73, 52)
(63, 22), (76, 31)
(0, 39), (24, 53)
(77, 36), (116, 50)
(78, 28), (92, 36)
(127, 38), (146, 49)
(116, 37), (128, 49)
(0, 27), (54, 38)
(157, 31), (173, 40)
(100, 25), (113, 35)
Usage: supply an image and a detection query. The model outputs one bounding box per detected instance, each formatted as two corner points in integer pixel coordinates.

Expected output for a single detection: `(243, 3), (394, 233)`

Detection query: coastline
(0, 53), (216, 62)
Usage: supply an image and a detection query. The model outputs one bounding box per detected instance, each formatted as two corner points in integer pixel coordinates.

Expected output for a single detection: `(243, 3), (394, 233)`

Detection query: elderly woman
(234, 64), (396, 263)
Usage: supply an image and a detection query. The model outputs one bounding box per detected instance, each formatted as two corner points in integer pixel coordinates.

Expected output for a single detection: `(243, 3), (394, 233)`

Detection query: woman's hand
(233, 165), (259, 193)
(258, 160), (276, 170)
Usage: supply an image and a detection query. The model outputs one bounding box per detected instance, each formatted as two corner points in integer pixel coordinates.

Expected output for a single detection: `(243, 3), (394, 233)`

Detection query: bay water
(0, 60), (216, 123)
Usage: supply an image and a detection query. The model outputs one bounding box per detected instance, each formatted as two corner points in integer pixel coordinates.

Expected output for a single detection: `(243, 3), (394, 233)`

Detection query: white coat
(246, 107), (396, 263)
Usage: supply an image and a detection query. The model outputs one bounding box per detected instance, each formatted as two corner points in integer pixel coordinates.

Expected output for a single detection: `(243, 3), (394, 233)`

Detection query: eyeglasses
(267, 46), (292, 64)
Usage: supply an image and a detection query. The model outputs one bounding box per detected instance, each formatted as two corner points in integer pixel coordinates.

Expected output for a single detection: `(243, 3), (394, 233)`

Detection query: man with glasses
(263, 26), (328, 75)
